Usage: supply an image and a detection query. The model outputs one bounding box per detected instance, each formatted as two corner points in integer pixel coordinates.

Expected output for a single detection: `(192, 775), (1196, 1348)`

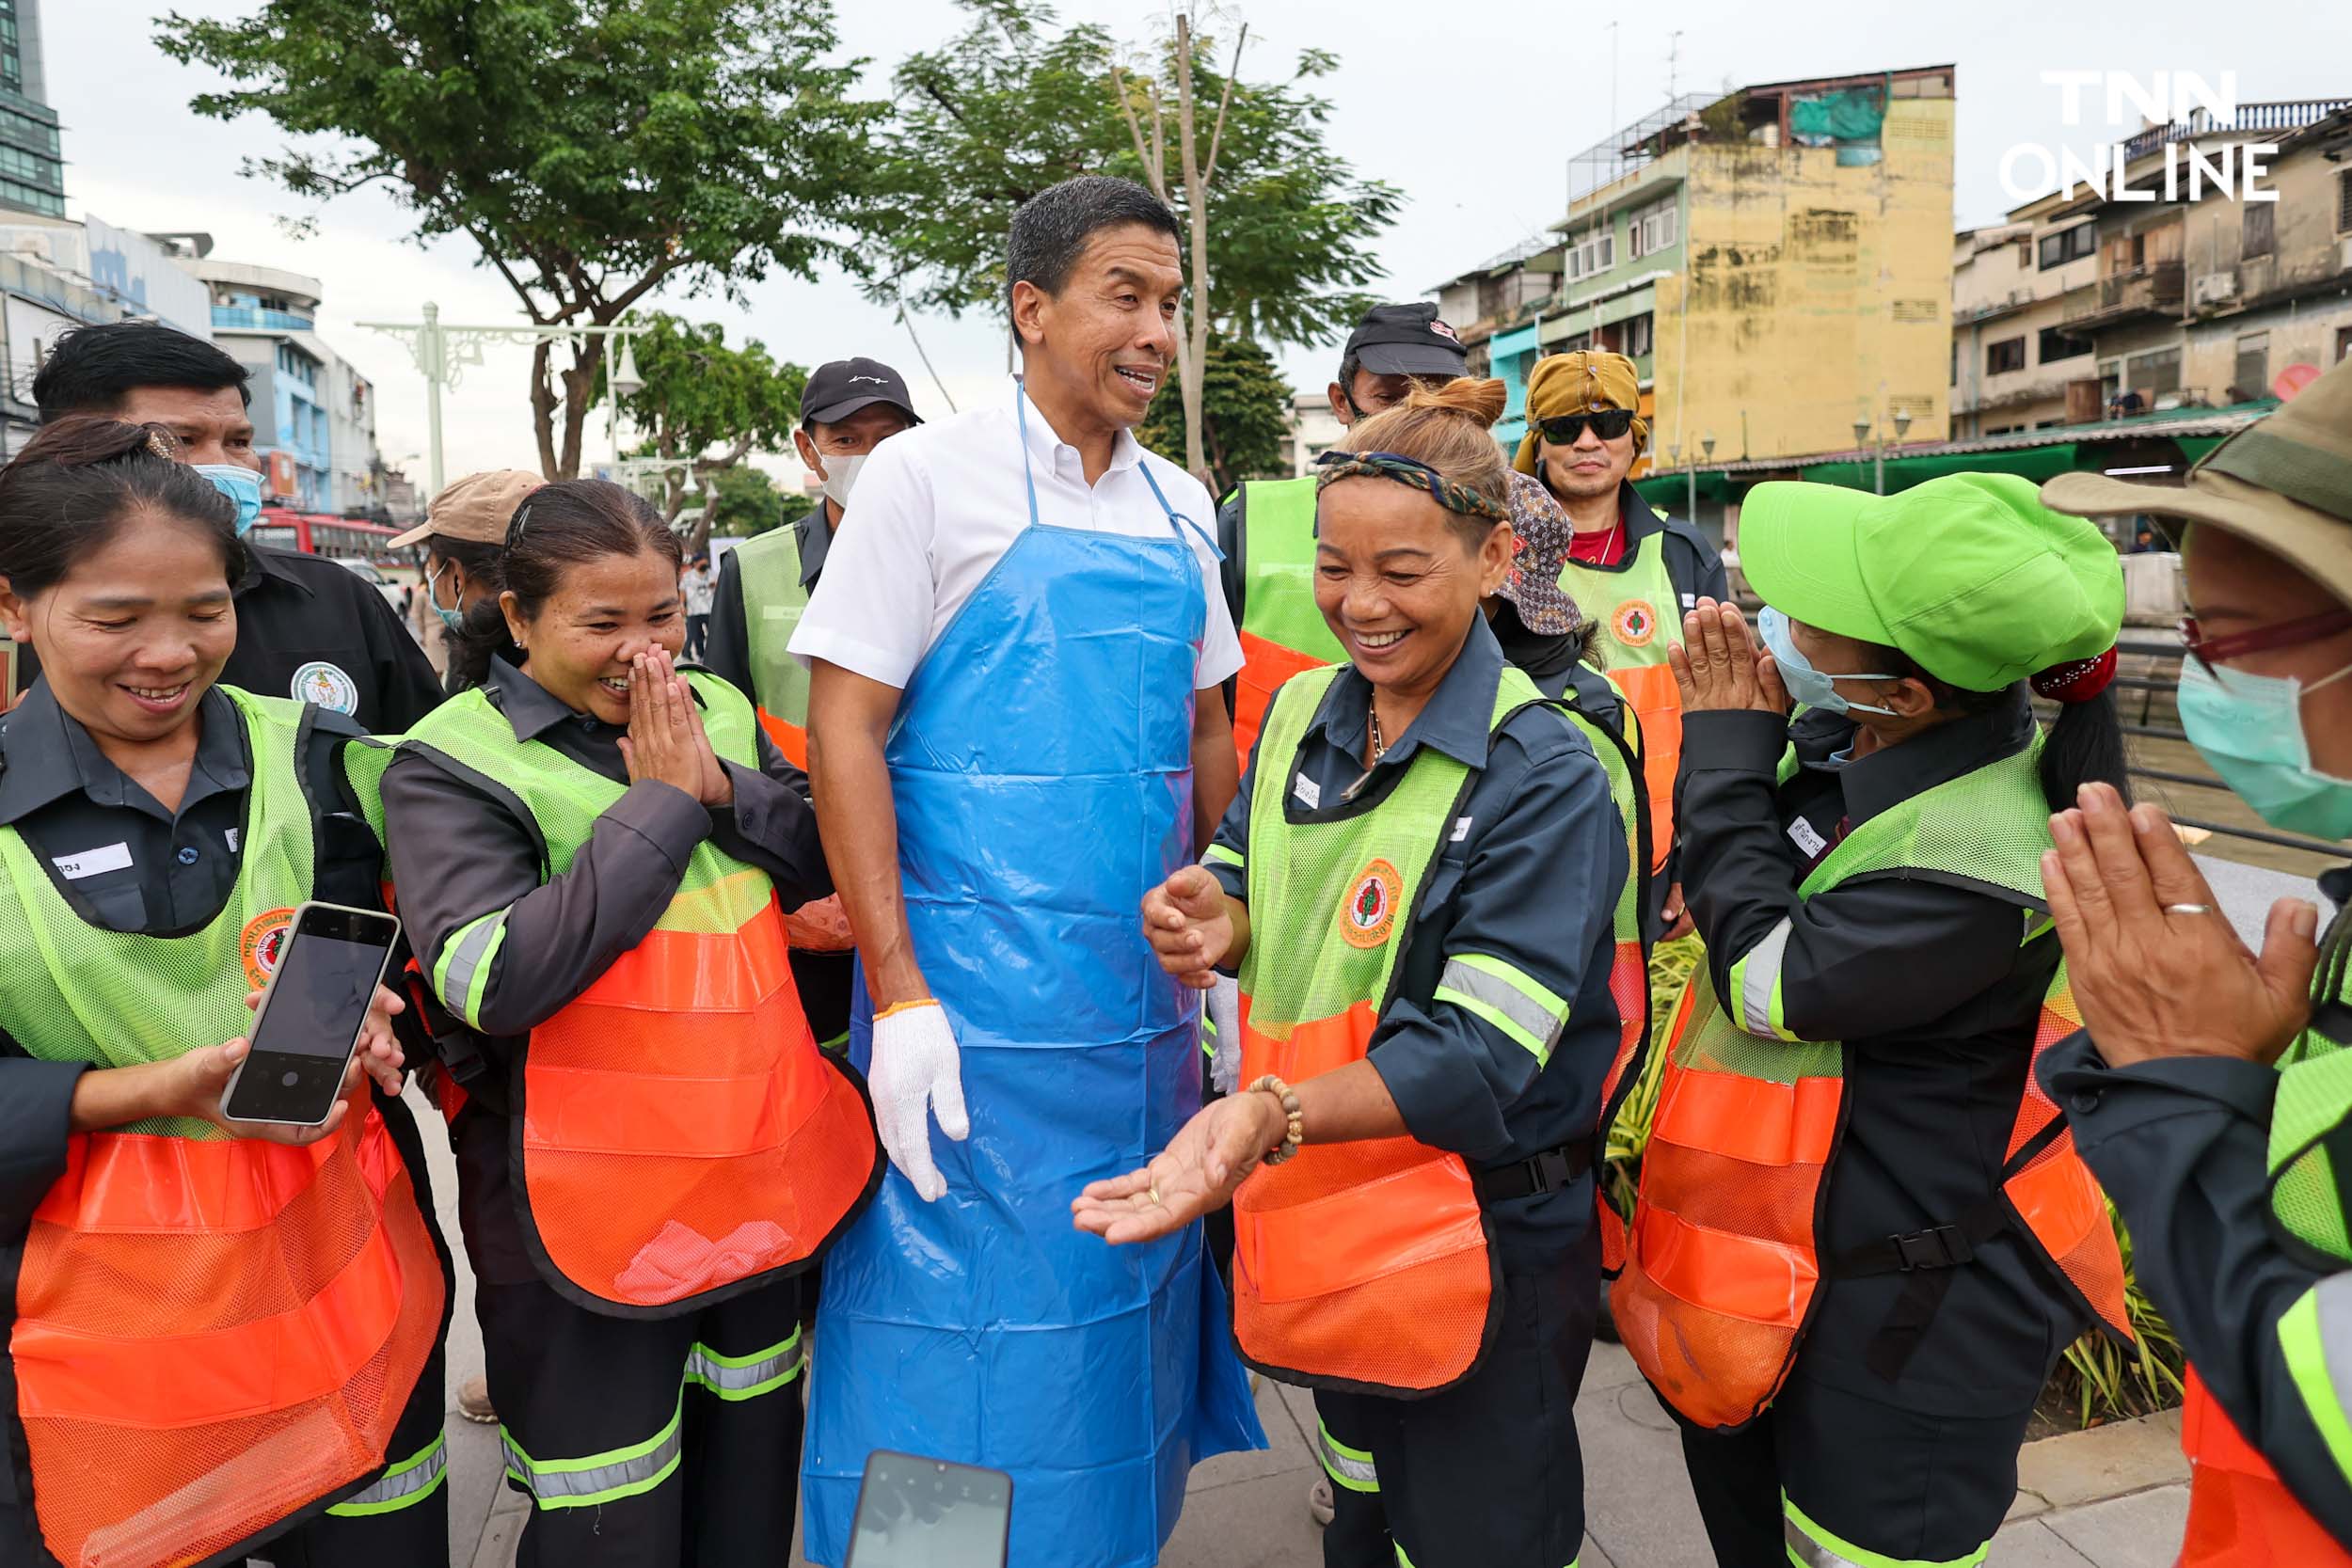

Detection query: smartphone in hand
(220, 901), (401, 1126)
(847, 1450), (1011, 1568)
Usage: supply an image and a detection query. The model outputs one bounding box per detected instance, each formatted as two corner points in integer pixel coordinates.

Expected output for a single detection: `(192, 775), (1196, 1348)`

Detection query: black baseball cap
(1343, 302), (1470, 378)
(800, 357), (923, 428)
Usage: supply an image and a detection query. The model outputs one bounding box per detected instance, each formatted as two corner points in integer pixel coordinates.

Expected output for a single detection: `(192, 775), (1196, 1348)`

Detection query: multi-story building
(0, 214), (213, 452)
(1275, 389), (1347, 478)
(1951, 99), (2352, 440)
(1430, 66), (1957, 536)
(0, 1), (63, 220)
(180, 256), (385, 515)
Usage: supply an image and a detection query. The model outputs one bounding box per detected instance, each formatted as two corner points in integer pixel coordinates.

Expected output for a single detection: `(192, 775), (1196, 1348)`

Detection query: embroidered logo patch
(241, 908), (294, 990)
(1612, 599), (1661, 649)
(1341, 858), (1403, 949)
(291, 660), (359, 715)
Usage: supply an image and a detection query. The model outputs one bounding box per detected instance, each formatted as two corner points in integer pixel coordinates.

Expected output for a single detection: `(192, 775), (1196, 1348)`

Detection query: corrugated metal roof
(1667, 402), (2277, 477)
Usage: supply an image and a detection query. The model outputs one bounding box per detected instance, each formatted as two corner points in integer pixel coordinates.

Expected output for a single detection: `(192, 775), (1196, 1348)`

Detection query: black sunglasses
(1535, 409), (1636, 445)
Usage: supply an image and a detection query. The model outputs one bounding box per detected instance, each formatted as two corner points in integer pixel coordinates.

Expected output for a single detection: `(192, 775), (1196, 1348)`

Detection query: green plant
(1599, 934), (2186, 1429)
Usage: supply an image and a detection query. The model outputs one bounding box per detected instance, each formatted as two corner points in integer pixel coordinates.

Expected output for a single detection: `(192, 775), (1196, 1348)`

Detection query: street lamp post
(1852, 415), (1876, 495)
(1694, 433), (1715, 527)
(357, 302), (648, 496)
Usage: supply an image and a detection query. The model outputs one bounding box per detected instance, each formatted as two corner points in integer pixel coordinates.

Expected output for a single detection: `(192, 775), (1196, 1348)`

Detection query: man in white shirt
(792, 174), (1262, 1568)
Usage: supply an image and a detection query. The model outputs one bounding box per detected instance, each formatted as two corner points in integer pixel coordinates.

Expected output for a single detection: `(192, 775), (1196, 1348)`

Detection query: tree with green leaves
(614, 314), (805, 548)
(1136, 334), (1294, 498)
(871, 0), (1398, 458)
(705, 465), (793, 539)
(159, 0), (880, 481)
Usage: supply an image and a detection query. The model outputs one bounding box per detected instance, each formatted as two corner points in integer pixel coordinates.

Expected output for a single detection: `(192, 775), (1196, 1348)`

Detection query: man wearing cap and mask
(704, 358), (921, 1058)
(2036, 356), (2352, 1560)
(390, 468), (545, 694)
(1214, 303), (1473, 773)
(11, 321), (443, 730)
(705, 356), (922, 760)
(1520, 351), (1726, 940)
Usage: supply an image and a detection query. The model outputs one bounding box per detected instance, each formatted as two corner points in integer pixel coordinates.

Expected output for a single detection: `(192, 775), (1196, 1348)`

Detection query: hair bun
(1401, 377), (1506, 430)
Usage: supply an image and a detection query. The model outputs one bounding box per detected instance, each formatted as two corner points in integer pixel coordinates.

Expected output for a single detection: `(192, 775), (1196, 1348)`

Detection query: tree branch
(1110, 64), (1168, 202)
(1202, 23), (1248, 191)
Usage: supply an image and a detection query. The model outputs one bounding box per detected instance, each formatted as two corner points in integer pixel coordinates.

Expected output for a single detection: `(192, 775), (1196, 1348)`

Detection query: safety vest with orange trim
(2174, 964), (2352, 1563)
(1229, 476), (1347, 775)
(1611, 736), (2133, 1432)
(401, 672), (880, 1318)
(0, 687), (445, 1568)
(1230, 659), (1618, 1395)
(1555, 531), (1683, 876)
(731, 524), (816, 768)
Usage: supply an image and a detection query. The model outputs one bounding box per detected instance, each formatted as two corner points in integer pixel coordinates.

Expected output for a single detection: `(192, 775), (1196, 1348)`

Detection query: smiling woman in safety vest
(1613, 474), (2134, 1568)
(381, 481), (879, 1568)
(1077, 379), (1633, 1568)
(0, 418), (451, 1568)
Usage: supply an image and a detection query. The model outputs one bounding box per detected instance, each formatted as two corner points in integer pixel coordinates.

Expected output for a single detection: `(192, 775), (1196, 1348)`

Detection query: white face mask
(819, 451), (868, 511)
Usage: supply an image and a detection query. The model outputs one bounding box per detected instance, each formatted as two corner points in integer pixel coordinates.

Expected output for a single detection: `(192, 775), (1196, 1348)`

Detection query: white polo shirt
(789, 379), (1243, 692)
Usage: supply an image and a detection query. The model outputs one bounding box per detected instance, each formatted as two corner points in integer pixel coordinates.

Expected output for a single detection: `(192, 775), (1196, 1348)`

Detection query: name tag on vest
(55, 842), (133, 880)
(1786, 817), (1829, 859)
(1294, 772), (1322, 810)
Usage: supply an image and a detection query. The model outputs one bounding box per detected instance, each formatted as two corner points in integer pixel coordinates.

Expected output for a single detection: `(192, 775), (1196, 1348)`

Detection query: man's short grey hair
(1006, 176), (1181, 314)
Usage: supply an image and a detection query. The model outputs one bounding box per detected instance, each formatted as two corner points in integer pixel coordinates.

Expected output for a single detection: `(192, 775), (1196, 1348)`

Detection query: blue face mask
(195, 464), (263, 536)
(1756, 606), (1901, 718)
(427, 558), (468, 633)
(2177, 657), (2352, 840)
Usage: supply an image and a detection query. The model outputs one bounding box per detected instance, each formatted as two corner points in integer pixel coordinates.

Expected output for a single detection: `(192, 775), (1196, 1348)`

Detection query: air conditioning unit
(2191, 270), (2240, 309)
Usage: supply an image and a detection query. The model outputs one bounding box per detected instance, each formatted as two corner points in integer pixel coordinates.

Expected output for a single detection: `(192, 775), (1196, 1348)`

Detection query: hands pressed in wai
(1668, 598), (1791, 716)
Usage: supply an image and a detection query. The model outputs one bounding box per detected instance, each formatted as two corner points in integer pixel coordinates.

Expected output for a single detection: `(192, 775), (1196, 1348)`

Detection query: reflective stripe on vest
(1613, 736), (2130, 1433)
(1784, 1492), (1988, 1568)
(2178, 936), (2352, 1565)
(1232, 477), (1346, 773)
(327, 1433), (451, 1517)
(402, 673), (879, 1314)
(1557, 531), (1683, 873)
(1232, 662), (1546, 1395)
(0, 688), (445, 1568)
(734, 524), (814, 768)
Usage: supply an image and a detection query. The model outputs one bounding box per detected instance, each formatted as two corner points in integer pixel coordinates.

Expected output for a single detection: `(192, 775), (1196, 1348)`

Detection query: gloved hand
(868, 999), (969, 1202)
(1204, 974), (1243, 1097)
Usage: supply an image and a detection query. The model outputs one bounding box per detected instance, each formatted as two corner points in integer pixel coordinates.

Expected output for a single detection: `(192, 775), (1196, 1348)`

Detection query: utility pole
(358, 303), (646, 494)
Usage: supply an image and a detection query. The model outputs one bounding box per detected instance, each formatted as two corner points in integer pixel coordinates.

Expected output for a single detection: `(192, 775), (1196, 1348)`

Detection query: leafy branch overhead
(868, 0), (1402, 352)
(157, 0), (881, 480)
(614, 314), (806, 544)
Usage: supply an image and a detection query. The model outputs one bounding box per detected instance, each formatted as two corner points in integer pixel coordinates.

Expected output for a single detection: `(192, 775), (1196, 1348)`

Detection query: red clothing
(1565, 511), (1629, 567)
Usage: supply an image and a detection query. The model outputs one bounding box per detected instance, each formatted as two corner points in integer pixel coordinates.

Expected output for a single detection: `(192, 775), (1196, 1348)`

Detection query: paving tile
(1987, 1518), (2097, 1566)
(1582, 1338), (1645, 1393)
(1159, 1468), (1333, 1568)
(1575, 1384), (1718, 1568)
(1188, 1376), (1320, 1493)
(2043, 1484), (2191, 1568)
(2016, 1413), (2189, 1511)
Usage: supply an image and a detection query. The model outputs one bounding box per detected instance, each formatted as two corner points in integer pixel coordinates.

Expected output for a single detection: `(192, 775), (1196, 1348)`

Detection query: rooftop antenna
(1667, 30), (1682, 103)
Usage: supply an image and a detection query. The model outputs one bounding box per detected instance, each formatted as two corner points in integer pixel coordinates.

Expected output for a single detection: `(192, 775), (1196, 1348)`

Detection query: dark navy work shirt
(1205, 615), (1625, 1269)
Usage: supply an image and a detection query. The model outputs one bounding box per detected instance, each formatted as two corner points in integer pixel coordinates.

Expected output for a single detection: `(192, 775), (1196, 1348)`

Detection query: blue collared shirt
(1205, 615), (1626, 1265)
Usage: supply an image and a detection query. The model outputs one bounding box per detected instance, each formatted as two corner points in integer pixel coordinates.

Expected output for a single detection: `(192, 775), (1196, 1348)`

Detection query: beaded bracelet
(1248, 1073), (1305, 1165)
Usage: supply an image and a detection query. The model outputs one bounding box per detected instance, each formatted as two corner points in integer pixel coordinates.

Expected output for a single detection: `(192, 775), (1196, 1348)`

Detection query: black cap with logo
(800, 356), (924, 429)
(1343, 302), (1470, 378)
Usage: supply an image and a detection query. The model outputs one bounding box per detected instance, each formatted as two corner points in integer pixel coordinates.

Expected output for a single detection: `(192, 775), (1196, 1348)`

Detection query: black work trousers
(479, 1272), (805, 1568)
(1677, 1370), (2038, 1567)
(1314, 1228), (1598, 1568)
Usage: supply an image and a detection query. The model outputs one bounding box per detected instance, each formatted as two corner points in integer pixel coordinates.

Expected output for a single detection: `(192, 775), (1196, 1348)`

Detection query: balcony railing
(2120, 100), (2352, 163)
(2065, 260), (2185, 325)
(212, 305), (315, 333)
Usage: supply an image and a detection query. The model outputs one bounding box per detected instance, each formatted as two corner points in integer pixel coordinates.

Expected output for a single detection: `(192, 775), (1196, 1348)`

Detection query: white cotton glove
(869, 1000), (969, 1202)
(1205, 974), (1243, 1098)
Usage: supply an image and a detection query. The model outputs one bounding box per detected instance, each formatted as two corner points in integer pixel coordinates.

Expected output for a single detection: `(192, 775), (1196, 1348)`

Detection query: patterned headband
(1313, 449), (1510, 524)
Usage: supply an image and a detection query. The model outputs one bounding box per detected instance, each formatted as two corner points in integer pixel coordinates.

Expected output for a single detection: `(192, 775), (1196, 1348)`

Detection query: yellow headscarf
(1513, 351), (1648, 474)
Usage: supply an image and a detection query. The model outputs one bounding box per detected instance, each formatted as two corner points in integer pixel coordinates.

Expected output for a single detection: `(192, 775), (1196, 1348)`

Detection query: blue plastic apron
(803, 391), (1264, 1567)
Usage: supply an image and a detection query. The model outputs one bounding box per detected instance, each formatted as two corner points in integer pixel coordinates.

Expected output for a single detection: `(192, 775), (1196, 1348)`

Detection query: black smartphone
(846, 1450), (1012, 1568)
(219, 901), (401, 1126)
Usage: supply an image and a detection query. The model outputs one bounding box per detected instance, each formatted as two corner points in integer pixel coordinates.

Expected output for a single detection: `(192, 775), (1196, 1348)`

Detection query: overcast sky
(50, 1), (2352, 485)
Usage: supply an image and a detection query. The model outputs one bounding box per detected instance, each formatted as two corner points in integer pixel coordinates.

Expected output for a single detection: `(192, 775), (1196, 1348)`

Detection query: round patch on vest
(1611, 599), (1661, 649)
(291, 660), (360, 715)
(1340, 858), (1403, 950)
(242, 908), (294, 990)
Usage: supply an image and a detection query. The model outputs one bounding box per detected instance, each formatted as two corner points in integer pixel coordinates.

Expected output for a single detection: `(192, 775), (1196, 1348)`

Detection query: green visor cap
(1739, 473), (2123, 692)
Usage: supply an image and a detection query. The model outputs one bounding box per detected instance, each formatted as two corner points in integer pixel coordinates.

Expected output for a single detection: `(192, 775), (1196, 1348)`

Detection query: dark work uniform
(382, 657), (831, 1568)
(1671, 690), (2088, 1565)
(10, 546), (443, 734)
(1205, 617), (1625, 1568)
(705, 506), (852, 1052)
(0, 682), (453, 1568)
(2043, 866), (2352, 1547)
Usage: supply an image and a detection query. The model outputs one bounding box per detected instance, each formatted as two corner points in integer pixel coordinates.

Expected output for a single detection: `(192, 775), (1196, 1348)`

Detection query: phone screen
(847, 1450), (1011, 1568)
(223, 905), (399, 1124)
